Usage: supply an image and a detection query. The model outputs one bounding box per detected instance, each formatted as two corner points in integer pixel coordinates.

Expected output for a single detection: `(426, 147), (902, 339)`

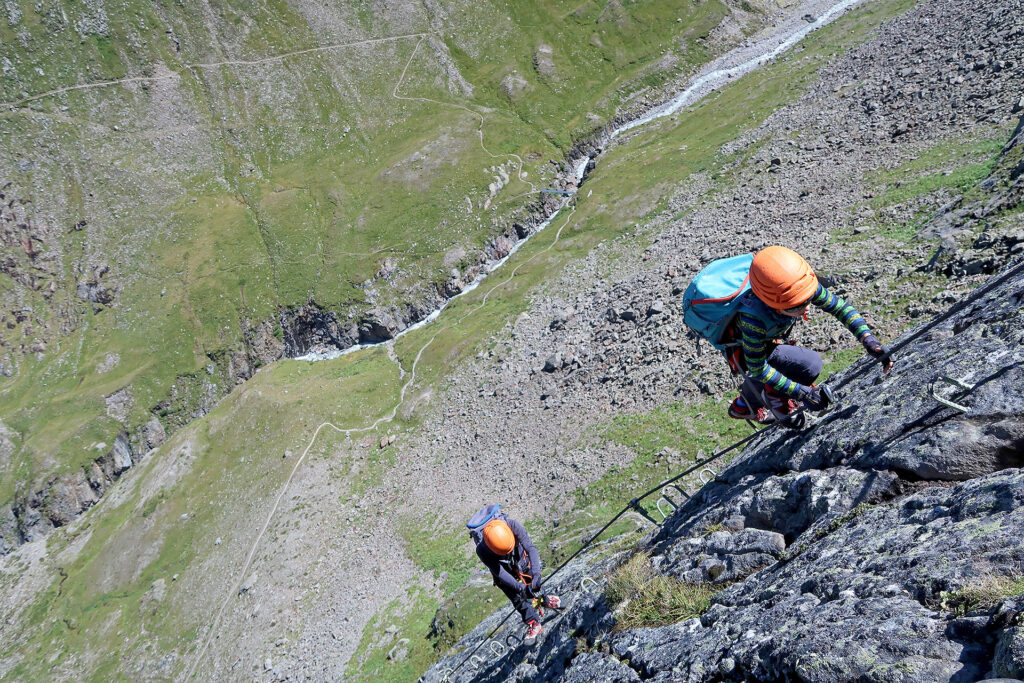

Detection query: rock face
(422, 258), (1024, 682)
(0, 432), (138, 551)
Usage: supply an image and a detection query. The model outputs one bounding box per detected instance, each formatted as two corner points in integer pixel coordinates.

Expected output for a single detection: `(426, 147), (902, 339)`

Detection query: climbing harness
(436, 259), (1024, 681)
(439, 372), (864, 680)
(436, 389), (845, 680)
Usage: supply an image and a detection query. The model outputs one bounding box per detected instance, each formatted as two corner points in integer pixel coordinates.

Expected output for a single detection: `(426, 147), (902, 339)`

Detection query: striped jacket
(735, 284), (872, 397)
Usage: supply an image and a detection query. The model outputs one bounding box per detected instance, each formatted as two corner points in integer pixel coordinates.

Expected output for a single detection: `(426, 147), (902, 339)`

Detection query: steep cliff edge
(423, 256), (1024, 682)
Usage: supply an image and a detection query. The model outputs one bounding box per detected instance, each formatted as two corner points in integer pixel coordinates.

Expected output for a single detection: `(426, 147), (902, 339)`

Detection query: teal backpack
(681, 253), (753, 350)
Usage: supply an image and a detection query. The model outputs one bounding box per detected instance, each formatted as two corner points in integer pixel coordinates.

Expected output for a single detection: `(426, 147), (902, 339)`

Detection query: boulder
(550, 309), (573, 330)
(45, 470), (99, 526)
(0, 505), (17, 554)
(144, 416), (166, 450)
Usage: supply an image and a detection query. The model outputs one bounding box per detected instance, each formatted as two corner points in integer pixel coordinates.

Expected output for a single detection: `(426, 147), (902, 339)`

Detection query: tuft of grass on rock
(606, 552), (718, 630)
(939, 574), (1024, 617)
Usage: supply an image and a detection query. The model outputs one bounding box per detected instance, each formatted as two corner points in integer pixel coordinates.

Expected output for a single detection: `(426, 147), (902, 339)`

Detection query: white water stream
(295, 0), (863, 362)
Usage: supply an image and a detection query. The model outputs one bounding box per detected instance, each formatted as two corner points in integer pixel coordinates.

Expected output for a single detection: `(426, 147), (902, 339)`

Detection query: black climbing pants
(738, 343), (823, 407)
(499, 583), (541, 624)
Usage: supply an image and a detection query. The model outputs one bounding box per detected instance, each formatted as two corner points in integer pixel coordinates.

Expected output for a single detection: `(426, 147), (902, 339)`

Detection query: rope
(438, 421), (775, 681)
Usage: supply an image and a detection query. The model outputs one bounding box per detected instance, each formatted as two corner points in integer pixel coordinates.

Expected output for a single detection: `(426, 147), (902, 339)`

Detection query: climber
(723, 246), (893, 424)
(467, 505), (560, 645)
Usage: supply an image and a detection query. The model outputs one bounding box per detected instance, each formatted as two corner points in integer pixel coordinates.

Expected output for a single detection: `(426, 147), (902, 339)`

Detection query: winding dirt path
(185, 0), (876, 670)
(1, 32), (434, 110)
(392, 35), (536, 196)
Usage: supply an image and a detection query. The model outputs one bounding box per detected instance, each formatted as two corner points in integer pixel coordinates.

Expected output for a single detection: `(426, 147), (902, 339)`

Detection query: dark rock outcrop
(423, 257), (1024, 682)
(4, 431), (137, 549)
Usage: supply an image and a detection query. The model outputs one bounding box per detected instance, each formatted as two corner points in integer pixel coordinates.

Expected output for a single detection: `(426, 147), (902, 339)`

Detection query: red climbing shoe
(764, 389), (800, 418)
(544, 595), (561, 609)
(524, 620), (543, 645)
(728, 395), (772, 424)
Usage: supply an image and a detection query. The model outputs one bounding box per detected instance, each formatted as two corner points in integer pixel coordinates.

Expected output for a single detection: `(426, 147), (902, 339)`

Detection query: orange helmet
(750, 246), (818, 310)
(483, 520), (515, 555)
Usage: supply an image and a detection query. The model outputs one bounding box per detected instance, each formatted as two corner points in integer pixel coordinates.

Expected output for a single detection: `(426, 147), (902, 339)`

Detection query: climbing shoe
(544, 595), (561, 609)
(767, 395), (801, 417)
(728, 395), (772, 424)
(779, 411), (807, 431)
(762, 387), (801, 419)
(524, 620), (543, 645)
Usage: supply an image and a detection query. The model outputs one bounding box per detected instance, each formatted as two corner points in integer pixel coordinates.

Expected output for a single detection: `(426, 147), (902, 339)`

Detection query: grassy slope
(0, 0), (755, 507)
(346, 0), (952, 678)
(2, 347), (404, 680)
(7, 0), (1021, 679)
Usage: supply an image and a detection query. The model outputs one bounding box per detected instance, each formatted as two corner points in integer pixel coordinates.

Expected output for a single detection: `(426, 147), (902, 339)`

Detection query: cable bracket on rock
(929, 375), (975, 414)
(628, 497), (661, 525)
(655, 496), (675, 522)
(655, 484), (691, 521)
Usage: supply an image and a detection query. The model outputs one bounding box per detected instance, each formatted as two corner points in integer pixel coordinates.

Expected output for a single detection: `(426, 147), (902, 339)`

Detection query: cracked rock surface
(423, 254), (1024, 681)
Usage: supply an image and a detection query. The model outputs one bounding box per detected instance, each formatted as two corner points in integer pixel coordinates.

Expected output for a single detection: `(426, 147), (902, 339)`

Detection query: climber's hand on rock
(861, 334), (894, 374)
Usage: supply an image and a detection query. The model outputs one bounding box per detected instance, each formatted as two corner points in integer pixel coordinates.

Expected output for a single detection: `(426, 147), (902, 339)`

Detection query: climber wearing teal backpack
(682, 246), (893, 425)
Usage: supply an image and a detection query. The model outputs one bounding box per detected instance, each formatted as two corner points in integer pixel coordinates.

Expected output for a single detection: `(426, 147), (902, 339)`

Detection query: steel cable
(439, 257), (1024, 681)
(437, 422), (776, 681)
